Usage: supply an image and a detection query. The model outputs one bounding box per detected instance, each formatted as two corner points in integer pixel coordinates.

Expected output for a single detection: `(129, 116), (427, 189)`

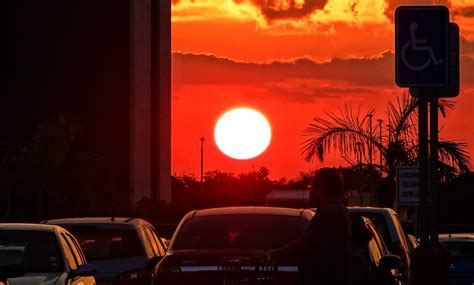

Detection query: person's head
(309, 168), (344, 207)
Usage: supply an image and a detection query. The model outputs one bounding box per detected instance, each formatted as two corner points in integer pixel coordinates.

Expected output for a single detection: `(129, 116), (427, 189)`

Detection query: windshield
(0, 231), (64, 273)
(173, 214), (309, 250)
(62, 225), (145, 260)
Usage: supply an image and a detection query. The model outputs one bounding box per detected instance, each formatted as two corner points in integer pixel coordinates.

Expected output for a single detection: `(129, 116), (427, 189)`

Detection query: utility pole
(357, 142), (363, 205)
(377, 119), (383, 175)
(368, 114), (374, 205)
(200, 137), (205, 193)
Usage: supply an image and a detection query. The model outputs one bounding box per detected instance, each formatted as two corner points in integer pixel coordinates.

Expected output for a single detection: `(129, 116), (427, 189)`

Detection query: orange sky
(171, 0), (474, 179)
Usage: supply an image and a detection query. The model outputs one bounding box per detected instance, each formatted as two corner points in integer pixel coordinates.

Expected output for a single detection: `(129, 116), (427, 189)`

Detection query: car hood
(7, 273), (62, 285)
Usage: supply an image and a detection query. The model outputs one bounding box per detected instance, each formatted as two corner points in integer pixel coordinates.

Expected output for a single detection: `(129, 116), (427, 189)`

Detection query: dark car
(152, 206), (402, 285)
(0, 223), (96, 285)
(439, 233), (474, 285)
(43, 217), (167, 285)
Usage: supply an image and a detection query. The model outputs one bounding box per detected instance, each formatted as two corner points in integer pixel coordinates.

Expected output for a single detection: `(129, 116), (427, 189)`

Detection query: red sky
(171, 0), (474, 179)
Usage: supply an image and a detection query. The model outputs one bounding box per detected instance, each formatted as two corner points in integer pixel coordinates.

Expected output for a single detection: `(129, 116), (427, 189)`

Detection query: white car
(348, 207), (412, 284)
(0, 223), (96, 285)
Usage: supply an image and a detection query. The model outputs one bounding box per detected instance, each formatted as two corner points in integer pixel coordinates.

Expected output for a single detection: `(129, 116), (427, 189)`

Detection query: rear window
(0, 231), (64, 273)
(61, 225), (145, 260)
(443, 241), (474, 259)
(174, 214), (309, 250)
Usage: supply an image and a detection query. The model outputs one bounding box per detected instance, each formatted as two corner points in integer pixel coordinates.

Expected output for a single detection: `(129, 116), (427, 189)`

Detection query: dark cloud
(173, 51), (474, 102)
(233, 0), (328, 21)
(461, 36), (474, 55)
(260, 83), (377, 102)
(453, 6), (474, 17)
(173, 51), (394, 87)
(172, 52), (392, 103)
(384, 0), (449, 21)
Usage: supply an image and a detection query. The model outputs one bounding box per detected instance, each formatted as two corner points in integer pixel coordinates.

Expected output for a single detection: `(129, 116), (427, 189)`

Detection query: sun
(214, 108), (272, 160)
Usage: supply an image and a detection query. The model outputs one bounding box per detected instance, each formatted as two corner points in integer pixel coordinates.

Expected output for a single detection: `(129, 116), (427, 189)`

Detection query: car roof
(439, 233), (474, 241)
(42, 217), (152, 228)
(0, 223), (62, 233)
(191, 206), (314, 220)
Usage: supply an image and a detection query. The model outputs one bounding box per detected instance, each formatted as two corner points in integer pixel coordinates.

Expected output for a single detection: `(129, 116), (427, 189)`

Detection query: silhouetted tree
(301, 93), (471, 205)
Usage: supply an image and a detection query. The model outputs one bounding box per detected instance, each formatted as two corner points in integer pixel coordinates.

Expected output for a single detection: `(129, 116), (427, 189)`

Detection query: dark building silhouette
(5, 0), (171, 220)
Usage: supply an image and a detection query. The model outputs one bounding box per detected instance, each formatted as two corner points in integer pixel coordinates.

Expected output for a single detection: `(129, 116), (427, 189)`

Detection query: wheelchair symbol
(401, 22), (443, 71)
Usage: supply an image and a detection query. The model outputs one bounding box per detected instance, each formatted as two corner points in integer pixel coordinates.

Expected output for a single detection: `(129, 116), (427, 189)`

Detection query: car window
(174, 214), (309, 250)
(368, 238), (383, 266)
(0, 230), (64, 273)
(392, 214), (410, 252)
(63, 233), (84, 266)
(148, 228), (166, 256)
(68, 233), (87, 263)
(359, 213), (393, 251)
(143, 227), (159, 256)
(61, 225), (145, 260)
(157, 238), (167, 256)
(59, 234), (78, 270)
(369, 224), (388, 256)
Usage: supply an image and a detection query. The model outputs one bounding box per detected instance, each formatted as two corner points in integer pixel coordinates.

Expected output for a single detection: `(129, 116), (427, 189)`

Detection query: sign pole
(429, 93), (439, 243)
(418, 92), (430, 246)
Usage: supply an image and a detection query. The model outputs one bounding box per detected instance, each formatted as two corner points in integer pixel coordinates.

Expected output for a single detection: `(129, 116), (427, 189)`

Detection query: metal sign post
(396, 6), (458, 285)
(395, 6), (455, 247)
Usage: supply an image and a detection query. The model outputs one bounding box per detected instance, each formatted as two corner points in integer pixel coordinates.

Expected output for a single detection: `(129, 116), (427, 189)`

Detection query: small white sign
(396, 166), (420, 205)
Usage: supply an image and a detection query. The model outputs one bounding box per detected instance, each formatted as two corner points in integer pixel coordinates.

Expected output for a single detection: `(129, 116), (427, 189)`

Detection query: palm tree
(301, 93), (471, 186)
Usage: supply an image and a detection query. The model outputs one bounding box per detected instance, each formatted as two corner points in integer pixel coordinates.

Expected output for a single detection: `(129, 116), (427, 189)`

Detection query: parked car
(348, 206), (412, 283)
(43, 217), (166, 285)
(152, 206), (402, 285)
(0, 223), (96, 285)
(439, 233), (474, 285)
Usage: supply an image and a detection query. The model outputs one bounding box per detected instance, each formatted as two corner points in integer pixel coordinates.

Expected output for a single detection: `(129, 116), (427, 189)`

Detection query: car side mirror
(70, 264), (97, 277)
(147, 256), (162, 270)
(379, 255), (402, 271)
(0, 264), (25, 280)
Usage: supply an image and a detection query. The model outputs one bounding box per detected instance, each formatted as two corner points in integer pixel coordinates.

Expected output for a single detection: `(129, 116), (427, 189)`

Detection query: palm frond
(387, 92), (418, 142)
(301, 106), (384, 162)
(437, 99), (456, 118)
(438, 140), (471, 174)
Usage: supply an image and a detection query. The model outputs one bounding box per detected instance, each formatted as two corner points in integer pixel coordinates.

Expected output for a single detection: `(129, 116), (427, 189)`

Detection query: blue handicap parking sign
(395, 6), (449, 87)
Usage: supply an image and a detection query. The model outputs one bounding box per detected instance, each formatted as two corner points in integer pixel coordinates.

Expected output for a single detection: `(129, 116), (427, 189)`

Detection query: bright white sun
(214, 108), (272, 160)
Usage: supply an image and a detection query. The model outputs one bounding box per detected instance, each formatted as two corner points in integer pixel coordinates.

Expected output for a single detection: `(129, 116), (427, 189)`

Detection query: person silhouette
(265, 168), (352, 285)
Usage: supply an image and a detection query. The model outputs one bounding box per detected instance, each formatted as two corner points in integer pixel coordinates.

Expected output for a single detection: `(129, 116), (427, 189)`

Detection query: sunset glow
(172, 0), (474, 179)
